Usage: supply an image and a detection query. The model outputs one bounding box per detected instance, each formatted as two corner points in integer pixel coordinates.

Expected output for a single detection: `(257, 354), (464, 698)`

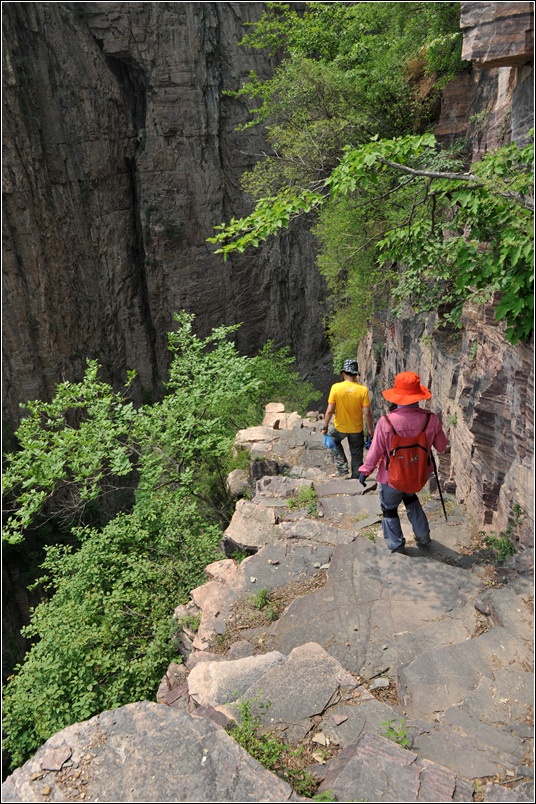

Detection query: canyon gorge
(2, 2), (534, 544)
(1, 2), (534, 800)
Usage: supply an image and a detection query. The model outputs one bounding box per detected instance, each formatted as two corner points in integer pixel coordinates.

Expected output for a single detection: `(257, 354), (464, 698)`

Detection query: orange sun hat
(382, 371), (432, 404)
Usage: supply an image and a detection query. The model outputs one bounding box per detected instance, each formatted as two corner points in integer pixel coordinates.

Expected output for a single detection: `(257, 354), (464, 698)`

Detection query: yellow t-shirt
(328, 380), (371, 433)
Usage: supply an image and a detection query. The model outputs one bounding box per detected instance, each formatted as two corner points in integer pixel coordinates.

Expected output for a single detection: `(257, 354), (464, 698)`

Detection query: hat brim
(382, 386), (431, 404)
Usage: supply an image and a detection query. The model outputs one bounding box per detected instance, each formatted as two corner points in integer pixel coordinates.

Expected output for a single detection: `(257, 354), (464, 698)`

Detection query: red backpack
(384, 411), (432, 493)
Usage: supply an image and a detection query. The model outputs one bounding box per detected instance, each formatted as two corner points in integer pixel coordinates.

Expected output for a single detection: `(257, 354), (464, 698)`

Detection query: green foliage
(288, 485), (318, 515)
(208, 187), (324, 257)
(177, 613), (202, 633)
(229, 699), (284, 771)
(482, 503), (522, 562)
(381, 717), (410, 749)
(2, 312), (320, 771)
(246, 341), (321, 419)
(314, 188), (392, 359)
(211, 2), (532, 350)
(375, 137), (534, 344)
(2, 362), (138, 544)
(252, 587), (271, 610)
(313, 792), (337, 803)
(484, 531), (517, 563)
(237, 2), (465, 139)
(3, 497), (221, 770)
(211, 132), (533, 345)
(228, 698), (320, 797)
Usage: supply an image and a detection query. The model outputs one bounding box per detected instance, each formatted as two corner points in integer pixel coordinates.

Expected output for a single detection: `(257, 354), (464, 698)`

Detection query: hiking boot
(416, 537), (431, 547)
(391, 542), (407, 555)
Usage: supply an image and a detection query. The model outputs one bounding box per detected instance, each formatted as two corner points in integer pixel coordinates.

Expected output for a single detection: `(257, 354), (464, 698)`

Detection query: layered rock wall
(436, 1), (533, 155)
(359, 308), (534, 548)
(2, 1), (329, 432)
(361, 2), (534, 546)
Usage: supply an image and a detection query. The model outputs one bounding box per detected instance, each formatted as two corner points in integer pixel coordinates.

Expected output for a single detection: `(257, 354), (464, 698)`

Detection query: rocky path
(3, 406), (533, 803)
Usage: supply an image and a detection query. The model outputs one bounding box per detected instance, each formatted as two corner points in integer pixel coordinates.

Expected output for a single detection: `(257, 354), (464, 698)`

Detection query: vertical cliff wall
(359, 2), (534, 547)
(2, 1), (329, 434)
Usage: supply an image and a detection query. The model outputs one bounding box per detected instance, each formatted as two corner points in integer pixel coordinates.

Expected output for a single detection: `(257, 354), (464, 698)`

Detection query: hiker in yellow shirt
(321, 360), (374, 479)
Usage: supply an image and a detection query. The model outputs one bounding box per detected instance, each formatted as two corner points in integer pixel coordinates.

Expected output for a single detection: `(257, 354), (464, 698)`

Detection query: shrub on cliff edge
(2, 311), (320, 770)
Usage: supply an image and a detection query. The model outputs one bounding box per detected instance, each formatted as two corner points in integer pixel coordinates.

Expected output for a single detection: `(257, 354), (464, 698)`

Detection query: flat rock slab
(255, 476), (313, 498)
(319, 492), (381, 520)
(190, 541), (334, 650)
(227, 642), (359, 743)
(482, 781), (535, 802)
(241, 540), (334, 587)
(187, 651), (287, 708)
(317, 732), (474, 802)
(407, 706), (530, 780)
(1, 702), (299, 803)
(262, 537), (482, 679)
(317, 691), (400, 748)
(315, 478), (376, 497)
(397, 623), (534, 721)
(278, 519), (358, 546)
(456, 667), (534, 738)
(224, 499), (280, 550)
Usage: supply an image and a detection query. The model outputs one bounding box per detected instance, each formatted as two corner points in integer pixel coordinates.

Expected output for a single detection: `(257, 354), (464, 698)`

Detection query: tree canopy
(2, 313), (319, 770)
(209, 2), (533, 352)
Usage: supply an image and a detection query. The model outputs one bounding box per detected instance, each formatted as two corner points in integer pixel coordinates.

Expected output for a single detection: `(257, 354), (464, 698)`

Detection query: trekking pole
(430, 451), (448, 522)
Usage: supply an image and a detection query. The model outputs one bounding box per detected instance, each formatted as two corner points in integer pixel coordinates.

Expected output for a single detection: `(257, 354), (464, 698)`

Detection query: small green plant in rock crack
(250, 588), (281, 622)
(360, 525), (377, 542)
(252, 587), (271, 609)
(482, 502), (522, 562)
(381, 717), (410, 749)
(469, 340), (479, 361)
(227, 699), (326, 798)
(229, 546), (250, 563)
(227, 699), (284, 770)
(176, 613), (201, 633)
(287, 486), (318, 515)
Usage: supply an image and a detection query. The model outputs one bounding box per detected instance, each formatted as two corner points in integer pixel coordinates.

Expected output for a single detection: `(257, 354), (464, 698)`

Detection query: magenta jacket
(359, 404), (448, 487)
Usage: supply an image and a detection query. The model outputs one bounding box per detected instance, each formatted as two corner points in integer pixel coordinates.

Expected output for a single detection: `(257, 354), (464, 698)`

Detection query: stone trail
(3, 405), (533, 803)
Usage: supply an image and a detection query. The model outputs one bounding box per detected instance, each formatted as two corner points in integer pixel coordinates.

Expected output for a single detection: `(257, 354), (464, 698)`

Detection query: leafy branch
(208, 133), (534, 343)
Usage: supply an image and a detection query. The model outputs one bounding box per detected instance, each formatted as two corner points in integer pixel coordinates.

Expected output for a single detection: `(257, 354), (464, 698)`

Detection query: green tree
(210, 2), (533, 347)
(2, 312), (319, 770)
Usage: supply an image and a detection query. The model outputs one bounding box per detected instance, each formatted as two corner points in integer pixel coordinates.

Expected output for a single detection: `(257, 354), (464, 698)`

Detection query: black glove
(358, 472), (368, 487)
(365, 435), (372, 449)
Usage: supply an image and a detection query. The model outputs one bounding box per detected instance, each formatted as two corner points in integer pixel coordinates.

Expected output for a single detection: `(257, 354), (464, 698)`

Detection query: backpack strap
(383, 414), (396, 434)
(419, 410), (432, 433)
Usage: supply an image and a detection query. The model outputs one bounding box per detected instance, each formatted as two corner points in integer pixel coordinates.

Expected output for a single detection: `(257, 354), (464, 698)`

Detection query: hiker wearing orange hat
(358, 372), (448, 555)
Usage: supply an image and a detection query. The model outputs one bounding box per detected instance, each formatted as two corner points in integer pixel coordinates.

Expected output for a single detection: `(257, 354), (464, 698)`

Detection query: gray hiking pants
(379, 484), (430, 552)
(330, 426), (364, 478)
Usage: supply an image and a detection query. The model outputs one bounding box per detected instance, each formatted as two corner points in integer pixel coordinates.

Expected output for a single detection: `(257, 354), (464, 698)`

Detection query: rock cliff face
(2, 1), (329, 433)
(361, 2), (534, 548)
(436, 2), (533, 155)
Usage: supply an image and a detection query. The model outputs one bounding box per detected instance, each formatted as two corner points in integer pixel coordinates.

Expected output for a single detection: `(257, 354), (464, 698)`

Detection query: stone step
(316, 732), (475, 802)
